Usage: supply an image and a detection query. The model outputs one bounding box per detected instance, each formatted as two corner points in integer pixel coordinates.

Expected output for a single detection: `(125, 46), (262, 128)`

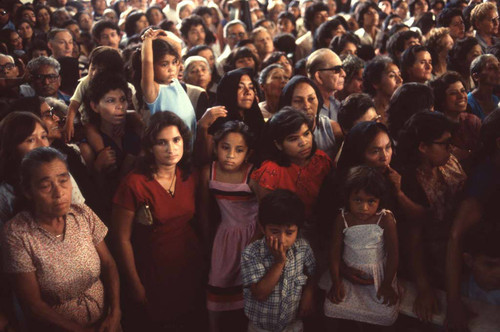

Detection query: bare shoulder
(379, 210), (396, 229)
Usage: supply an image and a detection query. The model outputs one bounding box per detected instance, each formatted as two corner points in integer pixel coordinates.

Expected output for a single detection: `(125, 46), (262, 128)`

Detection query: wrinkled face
(276, 123), (313, 165)
(216, 132), (249, 172)
(278, 17), (294, 34)
(291, 82), (319, 124)
(185, 61), (211, 90)
(9, 31), (23, 50)
(226, 24), (248, 49)
(406, 51), (432, 83)
(154, 54), (179, 84)
(236, 75), (255, 110)
(344, 68), (364, 95)
(40, 102), (62, 141)
(444, 81), (468, 114)
(98, 28), (120, 49)
(18, 21), (33, 40)
(186, 24), (206, 47)
(263, 224), (298, 251)
(262, 67), (288, 99)
(363, 7), (379, 28)
(254, 30), (274, 58)
(0, 55), (18, 78)
(448, 15), (465, 40)
(135, 15), (149, 34)
(48, 30), (73, 58)
(315, 51), (345, 93)
(349, 189), (380, 221)
(364, 131), (392, 169)
(32, 65), (61, 97)
(36, 8), (51, 26)
(197, 48), (215, 70)
(152, 125), (184, 167)
(476, 9), (499, 36)
(27, 159), (72, 219)
(419, 131), (452, 167)
(91, 89), (128, 126)
(17, 123), (49, 156)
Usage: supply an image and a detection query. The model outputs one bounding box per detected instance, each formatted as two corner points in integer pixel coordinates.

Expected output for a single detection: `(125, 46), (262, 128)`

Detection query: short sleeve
(1, 224), (36, 274)
(112, 174), (139, 212)
(78, 204), (108, 246)
(70, 78), (87, 104)
(241, 245), (266, 287)
(301, 240), (316, 276)
(250, 161), (282, 191)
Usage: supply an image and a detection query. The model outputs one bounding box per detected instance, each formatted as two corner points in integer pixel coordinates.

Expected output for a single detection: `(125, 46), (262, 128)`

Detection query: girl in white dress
(322, 165), (399, 329)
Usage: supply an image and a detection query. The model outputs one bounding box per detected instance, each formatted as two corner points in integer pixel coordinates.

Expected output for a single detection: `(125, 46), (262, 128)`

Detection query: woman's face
(278, 17), (294, 34)
(135, 15), (149, 34)
(236, 74), (255, 110)
(448, 15), (465, 40)
(36, 8), (51, 26)
(465, 44), (482, 68)
(419, 131), (452, 167)
(276, 123), (313, 165)
(262, 67), (288, 99)
(277, 55), (293, 78)
(198, 48), (215, 70)
(476, 9), (499, 36)
(444, 81), (467, 114)
(17, 123), (50, 157)
(10, 32), (23, 50)
(406, 51), (432, 83)
(152, 125), (184, 167)
(364, 131), (392, 169)
(291, 82), (319, 125)
(148, 9), (163, 26)
(40, 102), (62, 141)
(376, 63), (402, 98)
(18, 21), (33, 39)
(79, 13), (93, 31)
(235, 56), (255, 70)
(340, 42), (358, 56)
(343, 68), (364, 95)
(27, 159), (72, 218)
(395, 2), (408, 19)
(154, 54), (179, 84)
(91, 89), (128, 126)
(185, 61), (211, 90)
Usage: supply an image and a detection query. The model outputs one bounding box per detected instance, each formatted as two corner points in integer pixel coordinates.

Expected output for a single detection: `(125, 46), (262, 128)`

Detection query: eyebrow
(37, 172), (70, 183)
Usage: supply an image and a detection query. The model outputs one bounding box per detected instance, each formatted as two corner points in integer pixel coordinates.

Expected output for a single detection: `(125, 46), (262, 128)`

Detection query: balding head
(306, 48), (345, 94)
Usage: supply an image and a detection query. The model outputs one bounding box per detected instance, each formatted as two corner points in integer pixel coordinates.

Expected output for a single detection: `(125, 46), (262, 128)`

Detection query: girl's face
(154, 54), (179, 84)
(262, 67), (288, 99)
(364, 131), (392, 169)
(216, 132), (248, 172)
(235, 56), (255, 70)
(17, 123), (49, 157)
(419, 131), (452, 167)
(349, 189), (380, 221)
(152, 125), (183, 167)
(376, 63), (402, 97)
(10, 32), (23, 50)
(276, 123), (313, 165)
(466, 45), (482, 68)
(236, 74), (255, 110)
(135, 15), (149, 34)
(37, 9), (51, 26)
(18, 21), (33, 39)
(291, 82), (319, 125)
(407, 51), (432, 83)
(91, 89), (128, 126)
(185, 61), (211, 90)
(444, 81), (467, 114)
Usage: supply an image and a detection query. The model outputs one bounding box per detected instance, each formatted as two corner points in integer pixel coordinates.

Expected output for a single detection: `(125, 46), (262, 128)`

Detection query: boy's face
(465, 253), (500, 291)
(263, 224), (298, 251)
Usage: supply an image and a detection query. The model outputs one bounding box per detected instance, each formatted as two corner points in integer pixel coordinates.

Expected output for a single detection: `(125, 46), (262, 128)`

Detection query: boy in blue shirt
(241, 189), (316, 332)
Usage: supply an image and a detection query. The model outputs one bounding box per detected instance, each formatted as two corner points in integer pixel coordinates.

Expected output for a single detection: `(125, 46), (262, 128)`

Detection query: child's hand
(298, 285), (314, 318)
(326, 281), (345, 304)
(64, 119), (74, 143)
(377, 282), (398, 306)
(198, 106), (227, 129)
(413, 287), (438, 322)
(266, 236), (287, 264)
(141, 28), (160, 41)
(340, 260), (374, 285)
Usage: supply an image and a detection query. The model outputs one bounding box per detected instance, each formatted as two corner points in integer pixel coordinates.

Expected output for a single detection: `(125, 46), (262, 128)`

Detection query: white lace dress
(320, 209), (399, 326)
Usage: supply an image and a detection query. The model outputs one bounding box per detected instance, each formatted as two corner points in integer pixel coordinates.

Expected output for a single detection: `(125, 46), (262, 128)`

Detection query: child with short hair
(462, 226), (500, 306)
(241, 189), (316, 332)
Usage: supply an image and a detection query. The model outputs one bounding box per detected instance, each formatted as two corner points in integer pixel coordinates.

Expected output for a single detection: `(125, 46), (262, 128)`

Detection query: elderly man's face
(226, 24), (248, 49)
(48, 31), (73, 58)
(0, 55), (19, 78)
(314, 51), (346, 94)
(32, 64), (60, 97)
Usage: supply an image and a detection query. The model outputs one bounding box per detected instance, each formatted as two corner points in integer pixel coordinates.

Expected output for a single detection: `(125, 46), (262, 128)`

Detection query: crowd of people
(0, 0), (499, 331)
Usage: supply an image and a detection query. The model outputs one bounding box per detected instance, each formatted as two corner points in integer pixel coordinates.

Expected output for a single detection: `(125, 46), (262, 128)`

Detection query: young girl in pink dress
(199, 120), (258, 332)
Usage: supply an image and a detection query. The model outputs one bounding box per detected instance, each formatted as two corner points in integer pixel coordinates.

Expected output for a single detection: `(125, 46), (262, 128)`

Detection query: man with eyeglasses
(0, 53), (18, 79)
(0, 2), (15, 30)
(471, 2), (500, 53)
(216, 20), (248, 75)
(20, 56), (70, 104)
(306, 48), (345, 121)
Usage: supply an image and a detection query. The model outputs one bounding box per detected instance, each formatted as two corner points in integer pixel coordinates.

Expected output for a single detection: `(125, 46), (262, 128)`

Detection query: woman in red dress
(111, 111), (205, 331)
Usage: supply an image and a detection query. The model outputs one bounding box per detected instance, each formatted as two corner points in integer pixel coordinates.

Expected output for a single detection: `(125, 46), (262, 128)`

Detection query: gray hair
(223, 20), (247, 39)
(20, 147), (68, 194)
(0, 53), (14, 63)
(470, 54), (497, 77)
(258, 63), (284, 85)
(26, 56), (61, 75)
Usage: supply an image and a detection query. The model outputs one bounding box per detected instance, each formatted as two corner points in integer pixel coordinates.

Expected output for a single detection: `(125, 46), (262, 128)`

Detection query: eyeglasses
(33, 73), (59, 82)
(317, 65), (344, 74)
(228, 32), (246, 39)
(0, 10), (7, 16)
(41, 107), (56, 119)
(0, 63), (15, 71)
